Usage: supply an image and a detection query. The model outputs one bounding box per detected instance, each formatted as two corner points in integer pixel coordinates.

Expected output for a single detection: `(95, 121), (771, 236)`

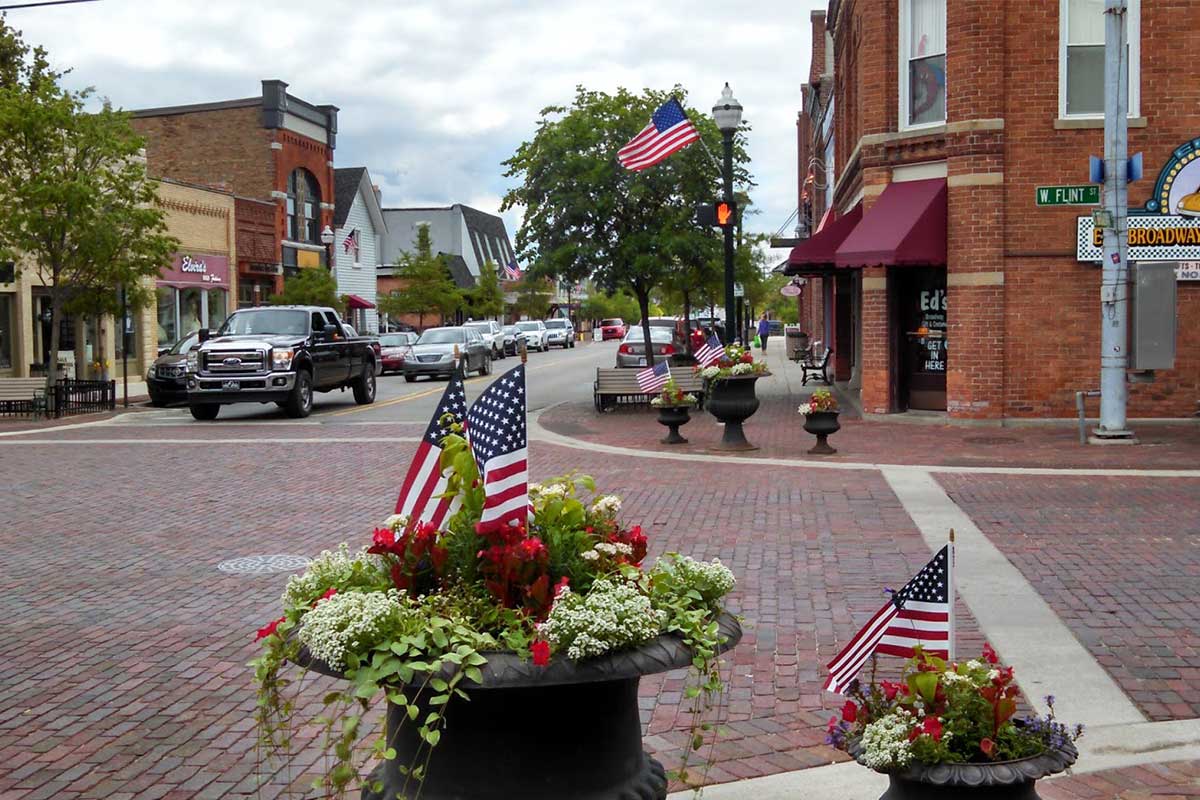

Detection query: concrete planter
(655, 404), (693, 444)
(706, 374), (767, 451)
(801, 410), (841, 455)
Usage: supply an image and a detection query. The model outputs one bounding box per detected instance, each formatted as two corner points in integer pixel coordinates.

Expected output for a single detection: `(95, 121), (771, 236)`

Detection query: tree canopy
(272, 267), (344, 312)
(466, 259), (504, 320)
(509, 275), (553, 321)
(502, 85), (752, 364)
(377, 224), (462, 329)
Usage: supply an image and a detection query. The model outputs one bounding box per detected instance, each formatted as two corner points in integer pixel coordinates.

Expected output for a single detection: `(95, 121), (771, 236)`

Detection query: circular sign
(217, 554), (312, 575)
(779, 283), (803, 297)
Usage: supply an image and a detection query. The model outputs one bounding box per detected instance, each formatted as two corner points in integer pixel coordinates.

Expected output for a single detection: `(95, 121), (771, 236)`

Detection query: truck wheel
(353, 363), (377, 405)
(479, 354), (492, 377)
(189, 404), (219, 421)
(285, 370), (313, 418)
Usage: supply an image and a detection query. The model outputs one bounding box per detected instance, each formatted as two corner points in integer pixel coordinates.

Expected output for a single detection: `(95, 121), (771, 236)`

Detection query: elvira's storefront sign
(1078, 136), (1200, 263)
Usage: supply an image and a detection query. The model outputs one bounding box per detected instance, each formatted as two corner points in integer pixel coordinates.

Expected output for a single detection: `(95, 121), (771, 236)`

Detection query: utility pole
(1095, 0), (1134, 442)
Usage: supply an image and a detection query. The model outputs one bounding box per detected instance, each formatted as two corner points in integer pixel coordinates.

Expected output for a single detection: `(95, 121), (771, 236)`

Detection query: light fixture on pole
(713, 83), (743, 346)
(320, 225), (335, 270)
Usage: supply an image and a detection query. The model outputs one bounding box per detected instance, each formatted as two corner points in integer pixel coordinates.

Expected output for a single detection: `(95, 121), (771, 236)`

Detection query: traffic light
(695, 200), (738, 228)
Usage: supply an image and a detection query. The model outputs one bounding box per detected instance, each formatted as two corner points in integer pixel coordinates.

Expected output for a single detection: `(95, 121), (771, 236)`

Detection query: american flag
(393, 366), (466, 528)
(617, 98), (701, 172)
(343, 229), (360, 257)
(466, 364), (529, 528)
(824, 545), (952, 695)
(637, 360), (671, 393)
(694, 334), (724, 367)
(504, 261), (522, 281)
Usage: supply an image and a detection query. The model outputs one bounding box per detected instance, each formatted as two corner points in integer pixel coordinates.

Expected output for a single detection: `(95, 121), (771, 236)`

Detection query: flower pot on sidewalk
(707, 374), (765, 451)
(656, 404), (691, 444)
(854, 743), (1077, 800)
(802, 410), (840, 455)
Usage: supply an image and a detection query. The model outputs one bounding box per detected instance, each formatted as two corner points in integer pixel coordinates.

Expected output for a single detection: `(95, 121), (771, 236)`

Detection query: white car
(543, 318), (575, 349)
(515, 320), (549, 352)
(463, 320), (506, 359)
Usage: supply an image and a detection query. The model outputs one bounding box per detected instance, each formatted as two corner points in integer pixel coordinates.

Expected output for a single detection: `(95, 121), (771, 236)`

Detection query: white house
(380, 204), (518, 288)
(333, 167), (386, 333)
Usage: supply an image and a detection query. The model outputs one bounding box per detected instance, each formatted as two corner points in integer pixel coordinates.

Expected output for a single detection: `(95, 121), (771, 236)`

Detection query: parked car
(185, 305), (378, 421)
(515, 320), (550, 352)
(616, 326), (679, 368)
(598, 318), (627, 340)
(500, 325), (522, 356)
(463, 320), (506, 359)
(378, 331), (418, 374)
(147, 331), (199, 406)
(403, 326), (491, 382)
(543, 318), (575, 349)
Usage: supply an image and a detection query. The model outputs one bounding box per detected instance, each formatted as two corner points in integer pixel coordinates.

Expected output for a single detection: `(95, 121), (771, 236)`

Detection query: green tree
(467, 259), (504, 320)
(0, 18), (178, 394)
(377, 224), (462, 329)
(502, 85), (752, 365)
(272, 267), (344, 312)
(510, 275), (552, 320)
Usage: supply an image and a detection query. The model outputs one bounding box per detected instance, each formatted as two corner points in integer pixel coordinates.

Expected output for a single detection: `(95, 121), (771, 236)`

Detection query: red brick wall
(132, 106), (273, 198)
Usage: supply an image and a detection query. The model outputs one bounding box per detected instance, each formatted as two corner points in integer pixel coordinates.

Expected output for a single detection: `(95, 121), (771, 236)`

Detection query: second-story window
(900, 0), (946, 128)
(287, 168), (322, 243)
(1060, 0), (1140, 118)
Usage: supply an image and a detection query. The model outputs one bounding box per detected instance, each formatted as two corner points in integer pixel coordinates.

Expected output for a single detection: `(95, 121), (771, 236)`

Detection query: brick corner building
(131, 80), (338, 308)
(788, 0), (1200, 420)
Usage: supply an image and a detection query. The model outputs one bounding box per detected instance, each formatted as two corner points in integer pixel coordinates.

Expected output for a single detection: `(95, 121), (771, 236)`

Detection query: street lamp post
(713, 83), (742, 346)
(320, 225), (335, 272)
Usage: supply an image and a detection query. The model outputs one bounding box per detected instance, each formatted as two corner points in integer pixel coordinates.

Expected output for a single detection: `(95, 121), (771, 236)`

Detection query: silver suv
(543, 318), (575, 349)
(463, 320), (506, 359)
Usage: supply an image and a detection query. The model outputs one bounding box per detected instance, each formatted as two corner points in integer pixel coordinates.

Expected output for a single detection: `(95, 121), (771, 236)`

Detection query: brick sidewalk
(1042, 760), (1200, 799)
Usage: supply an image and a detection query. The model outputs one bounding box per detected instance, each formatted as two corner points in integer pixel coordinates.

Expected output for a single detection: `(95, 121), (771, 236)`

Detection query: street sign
(1036, 185), (1100, 206)
(733, 283), (744, 298)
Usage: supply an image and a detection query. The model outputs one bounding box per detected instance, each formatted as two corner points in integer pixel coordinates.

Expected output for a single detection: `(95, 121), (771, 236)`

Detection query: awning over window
(835, 179), (947, 267)
(345, 294), (376, 310)
(783, 204), (863, 275)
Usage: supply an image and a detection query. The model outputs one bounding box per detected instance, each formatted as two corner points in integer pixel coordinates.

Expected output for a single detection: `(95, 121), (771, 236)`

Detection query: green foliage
(0, 18), (179, 385)
(272, 267), (344, 313)
(580, 289), (641, 323)
(466, 259), (505, 320)
(509, 274), (552, 320)
(764, 272), (801, 324)
(378, 224), (462, 328)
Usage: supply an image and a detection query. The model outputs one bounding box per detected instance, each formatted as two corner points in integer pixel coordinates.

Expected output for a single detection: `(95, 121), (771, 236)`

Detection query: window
(207, 289), (227, 330)
(0, 293), (12, 371)
(157, 287), (178, 345)
(899, 0), (946, 129)
(1060, 0), (1139, 117)
(180, 288), (204, 337)
(286, 169), (323, 244)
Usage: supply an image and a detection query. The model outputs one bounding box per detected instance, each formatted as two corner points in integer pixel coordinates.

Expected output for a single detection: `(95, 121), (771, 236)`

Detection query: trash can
(785, 326), (809, 362)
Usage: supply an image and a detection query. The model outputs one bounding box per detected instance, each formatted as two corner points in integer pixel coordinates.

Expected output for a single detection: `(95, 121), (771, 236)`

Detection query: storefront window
(0, 294), (13, 371)
(287, 168), (322, 244)
(157, 286), (178, 345)
(180, 287), (204, 337)
(207, 289), (227, 330)
(900, 0), (946, 128)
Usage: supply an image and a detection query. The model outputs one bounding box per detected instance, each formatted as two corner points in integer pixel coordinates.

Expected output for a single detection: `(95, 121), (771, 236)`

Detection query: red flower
(841, 700), (858, 723)
(740, 352), (753, 364)
(982, 643), (999, 664)
(255, 616), (285, 641)
(919, 716), (943, 741)
(553, 576), (570, 598)
(826, 715), (839, 732)
(530, 640), (550, 667)
(312, 587), (338, 607)
(881, 681), (901, 701)
(992, 666), (1014, 687)
(980, 737), (996, 758)
(368, 526), (396, 554)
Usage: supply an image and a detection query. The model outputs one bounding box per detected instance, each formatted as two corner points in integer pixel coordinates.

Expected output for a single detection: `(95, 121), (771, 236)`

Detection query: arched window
(286, 168), (322, 243)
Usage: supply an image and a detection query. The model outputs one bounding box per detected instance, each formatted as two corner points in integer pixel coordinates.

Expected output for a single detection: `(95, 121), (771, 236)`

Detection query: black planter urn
(854, 740), (1078, 800)
(802, 410), (841, 455)
(655, 404), (692, 444)
(706, 374), (766, 451)
(299, 614), (743, 800)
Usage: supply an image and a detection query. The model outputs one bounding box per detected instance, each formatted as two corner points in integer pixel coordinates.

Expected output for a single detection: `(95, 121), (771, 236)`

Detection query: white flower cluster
(382, 513), (409, 532)
(941, 670), (974, 686)
(700, 365), (722, 379)
(860, 711), (915, 770)
(539, 579), (667, 660)
(297, 590), (402, 670)
(670, 556), (736, 601)
(650, 394), (697, 407)
(282, 544), (380, 611)
(797, 402), (814, 415)
(594, 542), (633, 556)
(590, 494), (622, 518)
(529, 482), (568, 509)
(730, 362), (755, 376)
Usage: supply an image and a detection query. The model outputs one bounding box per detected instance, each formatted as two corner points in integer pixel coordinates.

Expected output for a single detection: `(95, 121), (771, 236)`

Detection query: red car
(378, 331), (418, 374)
(599, 318), (627, 341)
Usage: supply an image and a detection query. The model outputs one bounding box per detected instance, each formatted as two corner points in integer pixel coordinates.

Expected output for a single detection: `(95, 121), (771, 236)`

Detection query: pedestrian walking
(756, 312), (771, 352)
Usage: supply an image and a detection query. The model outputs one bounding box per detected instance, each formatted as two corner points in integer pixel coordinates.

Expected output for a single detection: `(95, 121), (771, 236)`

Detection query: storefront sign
(246, 262), (282, 275)
(1176, 261), (1200, 280)
(1036, 185), (1099, 206)
(161, 253), (230, 285)
(1076, 215), (1200, 262)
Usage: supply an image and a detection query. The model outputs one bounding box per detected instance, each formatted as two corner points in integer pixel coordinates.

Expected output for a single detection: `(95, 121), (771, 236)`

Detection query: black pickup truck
(185, 305), (377, 420)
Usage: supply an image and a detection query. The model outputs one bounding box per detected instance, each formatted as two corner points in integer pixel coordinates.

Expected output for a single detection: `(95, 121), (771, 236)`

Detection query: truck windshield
(218, 309), (309, 337)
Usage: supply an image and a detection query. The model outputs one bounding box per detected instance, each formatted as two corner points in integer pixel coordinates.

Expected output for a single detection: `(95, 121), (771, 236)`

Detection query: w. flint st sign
(1036, 185), (1100, 206)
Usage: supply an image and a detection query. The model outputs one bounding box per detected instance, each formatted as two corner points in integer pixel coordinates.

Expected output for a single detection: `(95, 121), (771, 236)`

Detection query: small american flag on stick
(824, 544), (953, 695)
(466, 364), (530, 528)
(637, 360), (671, 394)
(393, 366), (466, 528)
(618, 98), (701, 172)
(694, 334), (723, 367)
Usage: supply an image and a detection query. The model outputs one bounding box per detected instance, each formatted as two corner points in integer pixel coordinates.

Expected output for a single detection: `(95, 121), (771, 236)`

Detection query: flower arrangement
(253, 432), (737, 796)
(649, 377), (698, 408)
(797, 388), (838, 416)
(696, 343), (769, 380)
(827, 646), (1082, 773)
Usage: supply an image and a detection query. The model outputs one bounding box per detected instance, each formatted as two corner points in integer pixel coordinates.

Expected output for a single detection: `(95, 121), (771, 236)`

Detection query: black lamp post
(320, 225), (335, 271)
(712, 83), (743, 345)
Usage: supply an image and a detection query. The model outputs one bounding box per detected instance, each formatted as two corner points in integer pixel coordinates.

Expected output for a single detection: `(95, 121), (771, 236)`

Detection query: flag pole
(948, 528), (956, 662)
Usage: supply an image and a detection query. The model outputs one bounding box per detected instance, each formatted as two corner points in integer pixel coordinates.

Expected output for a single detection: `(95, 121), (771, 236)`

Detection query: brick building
(131, 80), (338, 306)
(786, 0), (1199, 420)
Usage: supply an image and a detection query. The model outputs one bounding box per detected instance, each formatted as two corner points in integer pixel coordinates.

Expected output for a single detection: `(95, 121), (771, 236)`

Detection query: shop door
(896, 268), (947, 411)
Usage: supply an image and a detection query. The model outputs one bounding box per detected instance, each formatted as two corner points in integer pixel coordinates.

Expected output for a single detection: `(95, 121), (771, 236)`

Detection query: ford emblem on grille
(222, 357), (243, 366)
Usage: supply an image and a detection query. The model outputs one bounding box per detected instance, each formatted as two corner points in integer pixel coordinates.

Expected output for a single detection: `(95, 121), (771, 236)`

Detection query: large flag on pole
(617, 98), (701, 172)
(466, 364), (530, 528)
(394, 365), (467, 528)
(823, 544), (953, 695)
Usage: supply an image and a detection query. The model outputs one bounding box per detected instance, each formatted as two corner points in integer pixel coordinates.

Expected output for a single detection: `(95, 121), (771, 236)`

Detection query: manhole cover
(962, 436), (1019, 446)
(217, 554), (312, 574)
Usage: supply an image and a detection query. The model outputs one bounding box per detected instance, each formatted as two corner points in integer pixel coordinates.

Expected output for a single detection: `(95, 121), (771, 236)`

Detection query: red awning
(345, 294), (376, 310)
(783, 204), (863, 275)
(835, 178), (946, 267)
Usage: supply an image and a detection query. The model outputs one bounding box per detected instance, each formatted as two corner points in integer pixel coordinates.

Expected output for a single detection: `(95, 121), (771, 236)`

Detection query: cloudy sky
(9, 0), (825, 253)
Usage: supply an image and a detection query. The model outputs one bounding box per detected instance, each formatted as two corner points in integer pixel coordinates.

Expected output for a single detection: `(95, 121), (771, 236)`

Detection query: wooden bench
(0, 378), (49, 417)
(593, 368), (707, 413)
(801, 348), (833, 386)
